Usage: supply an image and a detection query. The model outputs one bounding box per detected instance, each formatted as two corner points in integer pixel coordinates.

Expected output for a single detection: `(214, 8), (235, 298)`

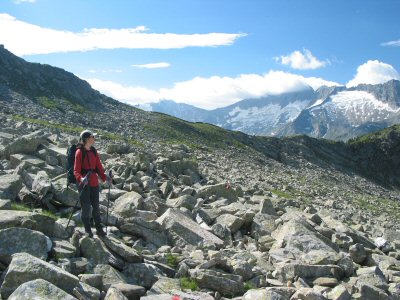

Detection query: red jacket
(74, 147), (107, 187)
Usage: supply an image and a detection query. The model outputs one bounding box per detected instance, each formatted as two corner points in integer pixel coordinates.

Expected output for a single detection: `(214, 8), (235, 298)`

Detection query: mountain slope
(0, 45), (117, 111)
(1, 45), (400, 189)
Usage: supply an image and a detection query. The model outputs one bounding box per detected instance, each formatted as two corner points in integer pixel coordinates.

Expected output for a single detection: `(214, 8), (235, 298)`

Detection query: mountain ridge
(141, 80), (400, 140)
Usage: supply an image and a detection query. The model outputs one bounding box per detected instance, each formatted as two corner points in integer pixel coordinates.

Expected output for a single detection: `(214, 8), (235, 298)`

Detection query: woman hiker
(74, 129), (111, 237)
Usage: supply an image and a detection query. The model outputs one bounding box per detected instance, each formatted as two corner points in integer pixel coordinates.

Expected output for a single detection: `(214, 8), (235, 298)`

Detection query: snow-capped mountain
(138, 80), (400, 140)
(280, 80), (400, 140)
(139, 88), (316, 136)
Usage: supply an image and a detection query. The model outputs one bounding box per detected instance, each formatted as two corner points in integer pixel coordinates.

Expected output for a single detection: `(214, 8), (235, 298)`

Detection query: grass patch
(11, 114), (84, 134)
(10, 202), (60, 220)
(271, 189), (294, 199)
(165, 253), (178, 268)
(353, 195), (400, 219)
(40, 209), (59, 220)
(180, 277), (198, 291)
(36, 96), (87, 114)
(145, 113), (247, 150)
(11, 202), (31, 211)
(244, 281), (255, 291)
(37, 96), (59, 110)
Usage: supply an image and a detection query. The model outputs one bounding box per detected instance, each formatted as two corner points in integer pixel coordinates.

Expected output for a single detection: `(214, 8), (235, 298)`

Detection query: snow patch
(324, 90), (400, 125)
(308, 98), (324, 108)
(226, 101), (309, 134)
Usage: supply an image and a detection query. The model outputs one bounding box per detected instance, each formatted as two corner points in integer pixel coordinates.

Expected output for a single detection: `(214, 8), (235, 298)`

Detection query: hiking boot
(84, 224), (93, 238)
(96, 226), (106, 237)
(85, 229), (93, 238)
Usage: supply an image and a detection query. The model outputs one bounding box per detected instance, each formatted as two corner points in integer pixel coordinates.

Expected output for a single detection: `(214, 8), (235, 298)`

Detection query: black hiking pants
(77, 184), (102, 232)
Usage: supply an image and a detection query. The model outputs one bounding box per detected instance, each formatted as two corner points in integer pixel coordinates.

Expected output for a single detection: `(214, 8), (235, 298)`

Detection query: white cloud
(346, 60), (400, 88)
(381, 40), (400, 47)
(86, 78), (160, 104)
(13, 0), (36, 3)
(85, 71), (341, 110)
(276, 49), (329, 70)
(0, 13), (246, 56)
(132, 62), (171, 69)
(303, 77), (342, 90)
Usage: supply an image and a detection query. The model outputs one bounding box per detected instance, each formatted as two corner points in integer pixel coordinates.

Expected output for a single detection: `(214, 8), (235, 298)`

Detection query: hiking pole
(64, 183), (80, 233)
(106, 170), (112, 234)
(65, 172), (91, 234)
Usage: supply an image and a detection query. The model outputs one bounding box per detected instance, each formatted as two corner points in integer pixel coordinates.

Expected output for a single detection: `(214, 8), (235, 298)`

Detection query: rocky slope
(0, 45), (399, 299)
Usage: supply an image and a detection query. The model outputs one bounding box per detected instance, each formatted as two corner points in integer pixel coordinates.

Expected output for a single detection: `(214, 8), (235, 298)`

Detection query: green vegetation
(180, 277), (198, 291)
(36, 96), (87, 114)
(145, 113), (248, 150)
(37, 96), (59, 110)
(40, 209), (59, 220)
(12, 114), (84, 133)
(244, 281), (255, 291)
(165, 253), (179, 268)
(10, 202), (60, 220)
(348, 124), (400, 146)
(11, 202), (31, 211)
(271, 189), (294, 199)
(10, 115), (143, 146)
(353, 195), (400, 219)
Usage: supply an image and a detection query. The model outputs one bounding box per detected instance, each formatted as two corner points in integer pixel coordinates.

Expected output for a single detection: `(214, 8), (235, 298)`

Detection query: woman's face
(85, 135), (95, 147)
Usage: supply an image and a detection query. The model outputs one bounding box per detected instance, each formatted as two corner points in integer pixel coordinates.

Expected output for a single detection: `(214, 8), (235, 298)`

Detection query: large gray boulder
(79, 236), (124, 270)
(104, 286), (128, 300)
(251, 213), (278, 238)
(0, 210), (56, 237)
(166, 195), (197, 210)
(109, 283), (146, 300)
(101, 234), (142, 263)
(161, 159), (199, 178)
(93, 264), (128, 291)
(32, 171), (52, 199)
(214, 214), (244, 233)
(196, 182), (238, 202)
(0, 227), (52, 264)
(0, 199), (11, 210)
(189, 268), (244, 296)
(107, 143), (131, 154)
(8, 279), (77, 300)
(113, 191), (143, 218)
(0, 252), (79, 299)
(52, 178), (80, 208)
(322, 215), (376, 249)
(1, 130), (47, 159)
(0, 174), (22, 200)
(252, 195), (277, 215)
(51, 238), (77, 260)
(0, 210), (37, 230)
(270, 214), (338, 262)
(243, 287), (297, 300)
(275, 262), (344, 282)
(157, 208), (224, 249)
(122, 263), (164, 289)
(119, 219), (168, 248)
(146, 277), (180, 295)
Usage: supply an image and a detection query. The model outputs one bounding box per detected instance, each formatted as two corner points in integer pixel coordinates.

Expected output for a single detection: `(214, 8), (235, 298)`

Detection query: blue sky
(1, 0), (400, 109)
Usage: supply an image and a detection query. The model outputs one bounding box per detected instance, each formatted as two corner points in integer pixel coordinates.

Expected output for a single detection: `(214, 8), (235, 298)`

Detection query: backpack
(66, 144), (97, 187)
